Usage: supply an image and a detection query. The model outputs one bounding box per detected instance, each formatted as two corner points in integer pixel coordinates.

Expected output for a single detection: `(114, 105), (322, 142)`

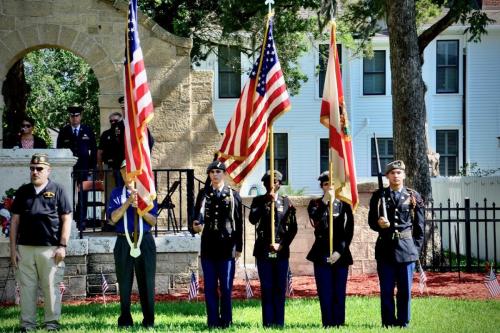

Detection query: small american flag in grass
(188, 271), (199, 301)
(484, 266), (500, 297)
(15, 282), (20, 305)
(418, 267), (428, 294)
(244, 270), (254, 299)
(59, 281), (66, 301)
(101, 272), (109, 294)
(286, 266), (294, 297)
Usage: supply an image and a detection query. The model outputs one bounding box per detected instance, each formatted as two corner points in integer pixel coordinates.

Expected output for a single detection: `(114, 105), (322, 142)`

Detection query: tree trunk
(1, 59), (28, 147)
(385, 0), (432, 201)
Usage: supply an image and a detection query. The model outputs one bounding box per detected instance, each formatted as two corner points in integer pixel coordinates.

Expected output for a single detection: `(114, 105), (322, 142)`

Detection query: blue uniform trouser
(314, 263), (349, 327)
(377, 261), (415, 327)
(201, 258), (235, 328)
(256, 257), (289, 327)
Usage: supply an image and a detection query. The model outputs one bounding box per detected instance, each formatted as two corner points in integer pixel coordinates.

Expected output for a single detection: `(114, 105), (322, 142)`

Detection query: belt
(117, 231), (150, 237)
(393, 230), (412, 240)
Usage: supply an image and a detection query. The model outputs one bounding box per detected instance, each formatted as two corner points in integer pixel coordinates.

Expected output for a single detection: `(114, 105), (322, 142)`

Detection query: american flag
(123, 0), (156, 215)
(15, 282), (20, 305)
(244, 270), (254, 299)
(319, 21), (358, 209)
(286, 266), (294, 297)
(101, 272), (109, 294)
(418, 265), (428, 294)
(484, 266), (500, 297)
(59, 281), (66, 301)
(218, 14), (291, 184)
(188, 271), (199, 301)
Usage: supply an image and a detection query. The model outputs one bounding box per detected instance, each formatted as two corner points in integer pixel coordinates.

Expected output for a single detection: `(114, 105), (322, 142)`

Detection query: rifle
(373, 133), (388, 219)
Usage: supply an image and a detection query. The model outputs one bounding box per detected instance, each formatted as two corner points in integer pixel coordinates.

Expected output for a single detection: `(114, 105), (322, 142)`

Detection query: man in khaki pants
(9, 153), (72, 332)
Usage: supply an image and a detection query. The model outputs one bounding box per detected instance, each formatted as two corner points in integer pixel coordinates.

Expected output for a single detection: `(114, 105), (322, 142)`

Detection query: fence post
(186, 169), (195, 232)
(464, 197), (472, 272)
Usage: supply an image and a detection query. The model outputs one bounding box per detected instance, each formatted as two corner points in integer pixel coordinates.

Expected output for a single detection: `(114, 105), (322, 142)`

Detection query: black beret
(67, 106), (83, 115)
(118, 96), (124, 104)
(261, 170), (283, 182)
(385, 160), (406, 174)
(206, 160), (226, 174)
(318, 171), (329, 182)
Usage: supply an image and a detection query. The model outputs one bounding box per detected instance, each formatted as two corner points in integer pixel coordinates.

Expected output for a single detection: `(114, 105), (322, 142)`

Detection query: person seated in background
(6, 116), (47, 149)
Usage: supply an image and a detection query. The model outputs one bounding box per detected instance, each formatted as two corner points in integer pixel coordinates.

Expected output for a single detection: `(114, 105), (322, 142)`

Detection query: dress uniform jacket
(57, 124), (97, 174)
(98, 124), (124, 170)
(306, 198), (354, 266)
(249, 194), (297, 259)
(368, 187), (425, 263)
(195, 185), (243, 259)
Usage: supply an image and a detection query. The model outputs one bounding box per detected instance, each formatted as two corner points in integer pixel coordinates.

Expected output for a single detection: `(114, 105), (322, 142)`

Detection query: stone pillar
(0, 148), (78, 238)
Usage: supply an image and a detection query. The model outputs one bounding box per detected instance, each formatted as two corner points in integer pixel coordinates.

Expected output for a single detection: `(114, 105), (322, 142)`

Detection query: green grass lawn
(0, 297), (499, 332)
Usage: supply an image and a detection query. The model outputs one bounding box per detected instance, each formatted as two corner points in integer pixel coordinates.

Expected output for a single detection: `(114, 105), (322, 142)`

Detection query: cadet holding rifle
(368, 135), (425, 328)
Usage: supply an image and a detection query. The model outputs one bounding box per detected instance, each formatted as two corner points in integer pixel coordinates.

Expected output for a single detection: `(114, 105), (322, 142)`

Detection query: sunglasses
(321, 182), (330, 187)
(30, 166), (45, 172)
(209, 169), (223, 174)
(109, 119), (120, 124)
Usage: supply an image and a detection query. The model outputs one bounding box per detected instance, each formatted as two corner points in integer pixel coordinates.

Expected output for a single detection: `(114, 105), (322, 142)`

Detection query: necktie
(393, 191), (400, 202)
(73, 128), (78, 137)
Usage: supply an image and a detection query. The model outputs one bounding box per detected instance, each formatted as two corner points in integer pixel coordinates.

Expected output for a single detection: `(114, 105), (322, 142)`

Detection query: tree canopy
(139, 0), (327, 95)
(23, 48), (100, 145)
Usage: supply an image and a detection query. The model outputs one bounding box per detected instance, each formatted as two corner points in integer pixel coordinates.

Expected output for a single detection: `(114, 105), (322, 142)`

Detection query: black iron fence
(422, 198), (499, 273)
(72, 169), (195, 238)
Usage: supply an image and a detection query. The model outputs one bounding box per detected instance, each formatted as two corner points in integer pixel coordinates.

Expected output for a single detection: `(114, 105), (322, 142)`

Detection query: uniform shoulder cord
(229, 187), (235, 231)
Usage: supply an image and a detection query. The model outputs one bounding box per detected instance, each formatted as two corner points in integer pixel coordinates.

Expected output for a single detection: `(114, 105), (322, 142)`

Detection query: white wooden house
(195, 10), (500, 195)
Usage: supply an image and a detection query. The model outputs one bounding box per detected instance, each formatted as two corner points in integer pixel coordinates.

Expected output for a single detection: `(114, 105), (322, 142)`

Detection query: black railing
(422, 198), (499, 273)
(72, 169), (195, 239)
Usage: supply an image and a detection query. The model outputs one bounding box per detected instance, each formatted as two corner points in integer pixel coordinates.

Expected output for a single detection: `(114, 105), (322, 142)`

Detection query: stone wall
(239, 182), (380, 277)
(0, 236), (200, 303)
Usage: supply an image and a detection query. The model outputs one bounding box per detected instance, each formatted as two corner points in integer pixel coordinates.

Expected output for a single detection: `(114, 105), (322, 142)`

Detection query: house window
(436, 130), (459, 176)
(265, 133), (288, 184)
(371, 138), (393, 176)
(319, 44), (342, 98)
(218, 46), (241, 98)
(320, 138), (329, 173)
(363, 50), (386, 95)
(436, 40), (459, 93)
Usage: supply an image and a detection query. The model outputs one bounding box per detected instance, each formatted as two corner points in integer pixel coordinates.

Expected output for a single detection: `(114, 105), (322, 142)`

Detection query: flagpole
(328, 157), (334, 260)
(327, 20), (336, 263)
(270, 126), (276, 246)
(264, 0), (276, 250)
(101, 267), (107, 306)
(125, 1), (140, 252)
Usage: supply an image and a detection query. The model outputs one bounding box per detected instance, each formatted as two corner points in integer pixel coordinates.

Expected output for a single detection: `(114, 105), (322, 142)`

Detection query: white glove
(322, 189), (335, 204)
(328, 251), (341, 264)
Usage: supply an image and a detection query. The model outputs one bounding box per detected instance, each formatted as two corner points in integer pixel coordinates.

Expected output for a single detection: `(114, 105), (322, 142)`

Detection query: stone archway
(0, 0), (221, 301)
(0, 0), (219, 176)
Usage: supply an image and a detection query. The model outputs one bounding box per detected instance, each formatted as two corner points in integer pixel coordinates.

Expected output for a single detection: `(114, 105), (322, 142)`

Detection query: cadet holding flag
(249, 170), (297, 327)
(192, 161), (243, 328)
(107, 161), (157, 328)
(307, 171), (354, 327)
(109, 0), (158, 328)
(368, 158), (425, 328)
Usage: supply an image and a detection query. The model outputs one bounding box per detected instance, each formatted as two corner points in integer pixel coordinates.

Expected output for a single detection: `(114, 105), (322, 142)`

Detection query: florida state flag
(320, 21), (358, 209)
